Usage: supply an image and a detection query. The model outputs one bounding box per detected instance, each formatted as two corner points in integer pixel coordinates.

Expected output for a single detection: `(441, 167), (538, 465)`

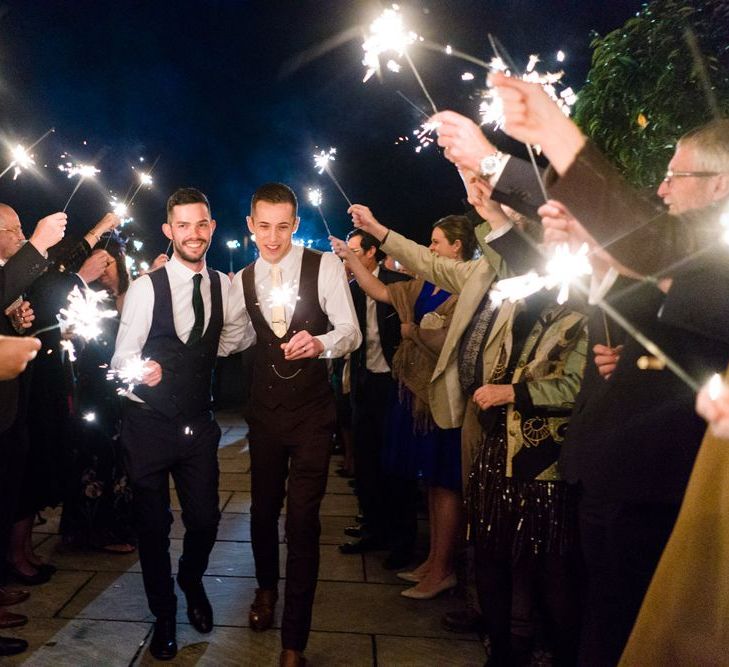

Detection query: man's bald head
(0, 204), (25, 261)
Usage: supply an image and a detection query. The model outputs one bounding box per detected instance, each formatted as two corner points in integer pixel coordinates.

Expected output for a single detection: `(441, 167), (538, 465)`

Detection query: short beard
(174, 240), (208, 263)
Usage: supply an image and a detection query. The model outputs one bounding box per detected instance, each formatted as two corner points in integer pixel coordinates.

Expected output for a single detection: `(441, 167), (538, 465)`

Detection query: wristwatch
(479, 151), (504, 178)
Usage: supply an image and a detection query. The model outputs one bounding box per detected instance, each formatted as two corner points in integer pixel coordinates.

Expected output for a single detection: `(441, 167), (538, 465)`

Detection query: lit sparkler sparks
(479, 52), (576, 130)
(59, 161), (101, 212)
(313, 147), (352, 207)
(361, 4), (418, 83)
(361, 4), (438, 113)
(307, 188), (323, 208)
(0, 128), (55, 180)
(490, 243), (592, 306)
(266, 280), (300, 311)
(60, 339), (77, 362)
(57, 285), (117, 341)
(307, 187), (332, 236)
(314, 148), (336, 175)
(106, 353), (149, 395)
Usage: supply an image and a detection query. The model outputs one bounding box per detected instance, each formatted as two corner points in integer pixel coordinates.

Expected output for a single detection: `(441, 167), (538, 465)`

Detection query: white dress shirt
(223, 244), (361, 358)
(365, 266), (390, 373)
(112, 255), (253, 401)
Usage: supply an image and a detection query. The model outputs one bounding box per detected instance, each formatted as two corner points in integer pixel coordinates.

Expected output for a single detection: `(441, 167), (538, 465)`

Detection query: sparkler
(361, 4), (438, 114)
(265, 279), (300, 312)
(59, 162), (101, 212)
(33, 285), (117, 340)
(307, 187), (332, 237)
(0, 127), (55, 180)
(106, 353), (149, 395)
(313, 148), (352, 207)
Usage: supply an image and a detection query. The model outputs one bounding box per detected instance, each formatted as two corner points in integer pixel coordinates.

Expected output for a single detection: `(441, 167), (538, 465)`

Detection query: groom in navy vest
(112, 188), (237, 661)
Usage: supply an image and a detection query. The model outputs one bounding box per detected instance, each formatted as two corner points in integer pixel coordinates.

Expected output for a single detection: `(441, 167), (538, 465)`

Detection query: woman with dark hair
(60, 232), (135, 553)
(332, 214), (477, 599)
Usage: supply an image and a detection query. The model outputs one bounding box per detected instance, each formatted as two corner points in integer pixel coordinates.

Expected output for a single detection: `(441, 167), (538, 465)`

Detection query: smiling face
(429, 225), (462, 259)
(163, 202), (215, 270)
(247, 200), (299, 264)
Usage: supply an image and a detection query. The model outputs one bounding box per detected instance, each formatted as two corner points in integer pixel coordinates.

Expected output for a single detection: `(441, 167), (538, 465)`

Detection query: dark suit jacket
(349, 266), (410, 402)
(546, 144), (729, 503)
(0, 243), (49, 434)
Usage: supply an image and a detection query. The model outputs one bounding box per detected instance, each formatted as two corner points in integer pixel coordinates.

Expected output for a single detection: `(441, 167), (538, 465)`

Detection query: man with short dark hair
(338, 229), (414, 569)
(112, 187), (251, 661)
(225, 182), (360, 667)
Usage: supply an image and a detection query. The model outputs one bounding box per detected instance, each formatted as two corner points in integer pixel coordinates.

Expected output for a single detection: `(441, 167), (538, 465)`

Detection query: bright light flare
(480, 53), (575, 128)
(313, 148), (336, 174)
(60, 339), (77, 362)
(58, 286), (117, 341)
(544, 243), (593, 304)
(266, 280), (299, 310)
(59, 162), (100, 179)
(106, 353), (149, 395)
(226, 240), (241, 249)
(10, 145), (35, 179)
(708, 373), (725, 401)
(490, 244), (592, 305)
(307, 188), (323, 208)
(362, 4), (418, 82)
(82, 411), (96, 422)
(461, 72), (475, 81)
(138, 172), (153, 186)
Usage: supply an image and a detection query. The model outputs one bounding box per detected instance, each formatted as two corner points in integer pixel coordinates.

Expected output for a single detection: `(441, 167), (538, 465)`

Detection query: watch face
(480, 154), (499, 176)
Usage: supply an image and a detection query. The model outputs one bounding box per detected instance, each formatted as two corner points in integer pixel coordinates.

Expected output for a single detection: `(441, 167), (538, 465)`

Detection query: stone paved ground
(8, 411), (484, 666)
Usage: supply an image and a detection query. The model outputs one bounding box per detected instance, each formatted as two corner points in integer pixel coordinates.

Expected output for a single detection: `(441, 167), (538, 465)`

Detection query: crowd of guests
(0, 71), (728, 667)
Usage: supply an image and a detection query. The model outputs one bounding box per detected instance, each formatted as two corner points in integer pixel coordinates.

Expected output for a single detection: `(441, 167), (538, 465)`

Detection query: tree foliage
(574, 0), (729, 187)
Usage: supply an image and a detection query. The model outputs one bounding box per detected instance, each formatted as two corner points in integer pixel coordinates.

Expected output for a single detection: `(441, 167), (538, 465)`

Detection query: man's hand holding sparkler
(0, 335), (41, 379)
(348, 204), (388, 241)
(432, 110), (497, 174)
(593, 344), (623, 380)
(459, 168), (512, 229)
(281, 330), (324, 361)
(8, 300), (35, 332)
(473, 384), (515, 410)
(141, 360), (163, 387)
(490, 72), (585, 175)
(29, 212), (67, 255)
(329, 236), (353, 261)
(78, 250), (114, 284)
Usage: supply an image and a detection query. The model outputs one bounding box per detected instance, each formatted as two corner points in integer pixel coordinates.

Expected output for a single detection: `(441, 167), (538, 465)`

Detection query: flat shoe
(400, 573), (457, 600)
(6, 564), (50, 586)
(0, 610), (28, 629)
(0, 588), (30, 606)
(396, 570), (422, 583)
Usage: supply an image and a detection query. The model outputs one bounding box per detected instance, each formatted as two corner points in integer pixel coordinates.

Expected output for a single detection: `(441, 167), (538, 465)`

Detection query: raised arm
(329, 236), (391, 304)
(348, 204), (478, 295)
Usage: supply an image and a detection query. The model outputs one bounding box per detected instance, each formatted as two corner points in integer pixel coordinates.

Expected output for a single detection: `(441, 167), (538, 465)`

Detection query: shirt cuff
(483, 221), (514, 244)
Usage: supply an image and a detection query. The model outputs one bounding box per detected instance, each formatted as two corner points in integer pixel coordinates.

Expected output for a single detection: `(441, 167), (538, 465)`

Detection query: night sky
(0, 0), (644, 271)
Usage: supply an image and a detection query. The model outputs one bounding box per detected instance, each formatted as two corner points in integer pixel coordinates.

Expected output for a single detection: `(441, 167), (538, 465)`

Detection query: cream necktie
(270, 264), (287, 338)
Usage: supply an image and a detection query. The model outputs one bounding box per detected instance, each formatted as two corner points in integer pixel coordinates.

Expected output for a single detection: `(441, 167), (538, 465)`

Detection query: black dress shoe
(0, 636), (28, 656)
(149, 617), (177, 661)
(383, 551), (412, 570)
(343, 525), (363, 538)
(177, 578), (213, 633)
(339, 536), (386, 554)
(6, 564), (50, 586)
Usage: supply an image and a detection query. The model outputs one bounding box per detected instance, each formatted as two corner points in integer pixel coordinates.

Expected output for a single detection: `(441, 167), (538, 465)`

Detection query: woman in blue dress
(332, 215), (477, 598)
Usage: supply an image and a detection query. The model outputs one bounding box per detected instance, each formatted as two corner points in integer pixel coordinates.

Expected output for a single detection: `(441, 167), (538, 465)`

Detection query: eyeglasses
(0, 227), (23, 236)
(349, 248), (363, 254)
(662, 170), (722, 185)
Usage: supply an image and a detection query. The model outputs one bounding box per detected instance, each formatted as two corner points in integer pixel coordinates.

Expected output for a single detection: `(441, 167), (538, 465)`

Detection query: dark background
(0, 0), (643, 271)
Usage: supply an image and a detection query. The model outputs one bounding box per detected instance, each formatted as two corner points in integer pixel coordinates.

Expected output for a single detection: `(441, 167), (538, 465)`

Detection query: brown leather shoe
(248, 588), (277, 632)
(280, 649), (307, 666)
(0, 609), (28, 629)
(0, 588), (30, 607)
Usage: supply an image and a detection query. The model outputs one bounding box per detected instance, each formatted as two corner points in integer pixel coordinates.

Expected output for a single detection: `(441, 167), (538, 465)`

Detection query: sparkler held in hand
(307, 187), (332, 237)
(313, 147), (353, 208)
(59, 162), (101, 212)
(0, 127), (55, 180)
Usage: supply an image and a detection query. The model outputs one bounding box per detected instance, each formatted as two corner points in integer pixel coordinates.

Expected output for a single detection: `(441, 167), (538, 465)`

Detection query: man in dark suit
(0, 204), (66, 657)
(338, 229), (416, 569)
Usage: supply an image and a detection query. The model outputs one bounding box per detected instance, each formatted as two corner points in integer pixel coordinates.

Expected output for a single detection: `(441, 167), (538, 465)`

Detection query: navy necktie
(187, 273), (204, 346)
